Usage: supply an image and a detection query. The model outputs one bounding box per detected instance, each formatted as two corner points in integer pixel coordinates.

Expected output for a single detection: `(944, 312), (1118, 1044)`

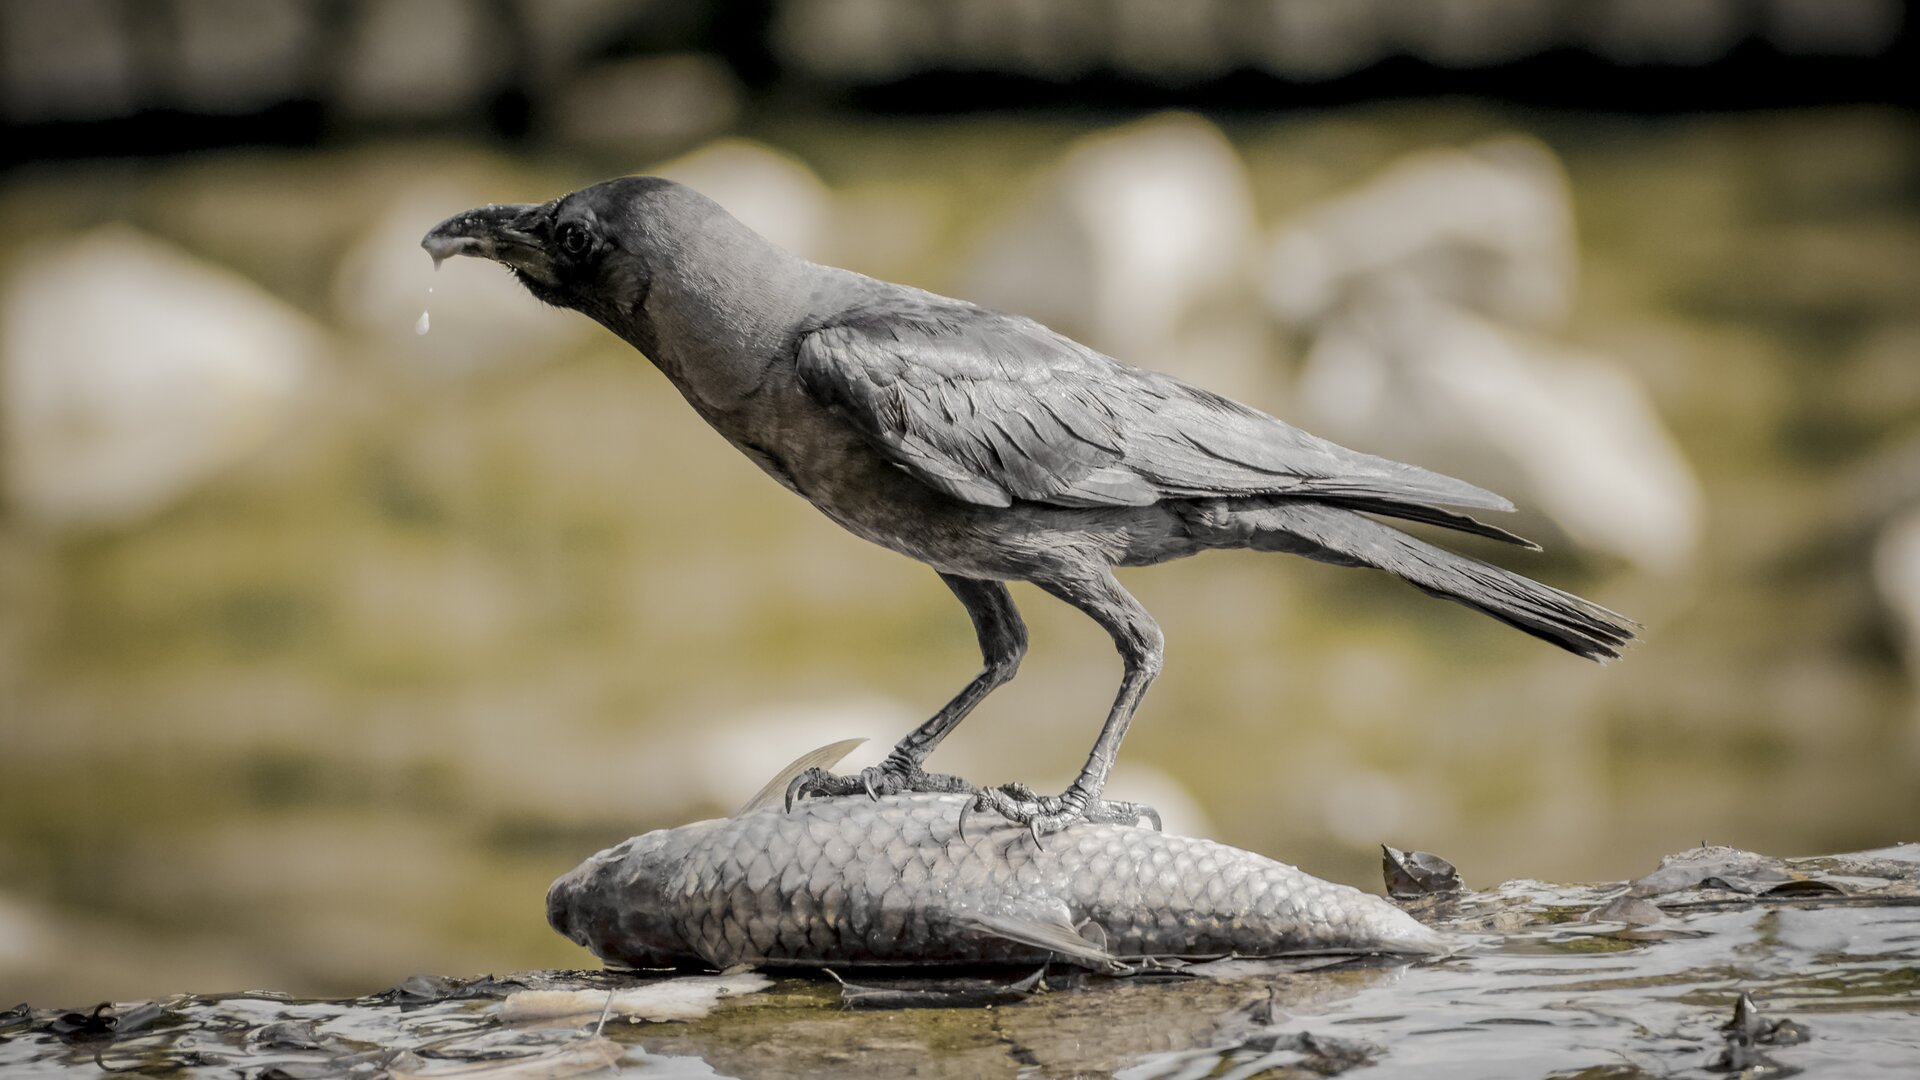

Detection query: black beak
(421, 203), (556, 286)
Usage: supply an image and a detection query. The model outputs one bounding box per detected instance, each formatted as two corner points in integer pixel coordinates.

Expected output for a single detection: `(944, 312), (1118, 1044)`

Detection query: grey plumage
(423, 176), (1637, 834)
(546, 792), (1448, 970)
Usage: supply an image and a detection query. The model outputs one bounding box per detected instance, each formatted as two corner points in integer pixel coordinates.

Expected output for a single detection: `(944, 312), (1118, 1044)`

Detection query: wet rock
(1624, 844), (1905, 902)
(1580, 895), (1667, 926)
(1630, 845), (1793, 896)
(2, 226), (317, 529)
(1708, 992), (1810, 1074)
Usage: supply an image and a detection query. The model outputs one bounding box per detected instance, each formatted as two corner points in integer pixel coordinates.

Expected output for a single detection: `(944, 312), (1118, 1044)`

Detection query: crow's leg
(788, 574), (1025, 807)
(968, 570), (1163, 838)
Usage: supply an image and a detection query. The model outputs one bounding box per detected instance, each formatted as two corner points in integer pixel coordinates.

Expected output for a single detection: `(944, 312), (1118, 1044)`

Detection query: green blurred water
(1, 103), (1917, 1003)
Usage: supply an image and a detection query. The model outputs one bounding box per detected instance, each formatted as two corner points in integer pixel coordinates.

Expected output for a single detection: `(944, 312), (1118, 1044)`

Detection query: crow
(424, 177), (1635, 839)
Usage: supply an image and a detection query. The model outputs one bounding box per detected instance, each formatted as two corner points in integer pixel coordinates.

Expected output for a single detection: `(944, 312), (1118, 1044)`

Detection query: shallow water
(6, 848), (1915, 1077)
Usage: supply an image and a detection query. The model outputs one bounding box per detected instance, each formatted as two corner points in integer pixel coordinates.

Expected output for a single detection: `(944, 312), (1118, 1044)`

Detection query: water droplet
(415, 286), (435, 336)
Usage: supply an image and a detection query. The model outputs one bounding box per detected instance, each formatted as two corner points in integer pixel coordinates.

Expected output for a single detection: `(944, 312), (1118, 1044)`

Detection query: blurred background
(2, 0), (1917, 1004)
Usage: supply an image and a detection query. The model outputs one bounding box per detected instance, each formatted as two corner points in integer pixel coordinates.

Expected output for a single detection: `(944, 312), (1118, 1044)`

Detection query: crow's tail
(1189, 500), (1638, 661)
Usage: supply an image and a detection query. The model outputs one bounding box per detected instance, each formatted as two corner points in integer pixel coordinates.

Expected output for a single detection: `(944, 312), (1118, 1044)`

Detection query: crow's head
(422, 176), (710, 334)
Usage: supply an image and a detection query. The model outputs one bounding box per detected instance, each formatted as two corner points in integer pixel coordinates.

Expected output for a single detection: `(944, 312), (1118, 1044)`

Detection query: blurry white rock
(962, 113), (1264, 390)
(331, 182), (593, 379)
(650, 139), (833, 261)
(1297, 286), (1702, 573)
(2, 226), (316, 529)
(1874, 509), (1920, 690)
(671, 697), (989, 814)
(1267, 136), (1699, 572)
(1265, 136), (1577, 330)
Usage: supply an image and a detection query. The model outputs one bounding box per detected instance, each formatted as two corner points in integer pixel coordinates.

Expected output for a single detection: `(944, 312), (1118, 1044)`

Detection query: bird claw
(784, 761), (976, 812)
(957, 785), (1164, 841)
(784, 770), (821, 813)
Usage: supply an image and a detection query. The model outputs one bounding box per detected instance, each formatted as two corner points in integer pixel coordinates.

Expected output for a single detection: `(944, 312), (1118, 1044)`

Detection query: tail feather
(1214, 501), (1637, 661)
(1318, 496), (1541, 550)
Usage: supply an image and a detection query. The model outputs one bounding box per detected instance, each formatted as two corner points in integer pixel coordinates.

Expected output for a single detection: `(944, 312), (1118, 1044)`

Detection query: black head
(421, 176), (707, 330)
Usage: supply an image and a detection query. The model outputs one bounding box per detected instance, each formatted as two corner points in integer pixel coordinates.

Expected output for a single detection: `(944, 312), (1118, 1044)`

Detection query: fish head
(547, 827), (688, 968)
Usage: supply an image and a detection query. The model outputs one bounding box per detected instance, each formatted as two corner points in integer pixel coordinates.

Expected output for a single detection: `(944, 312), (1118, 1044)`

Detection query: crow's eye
(556, 221), (591, 257)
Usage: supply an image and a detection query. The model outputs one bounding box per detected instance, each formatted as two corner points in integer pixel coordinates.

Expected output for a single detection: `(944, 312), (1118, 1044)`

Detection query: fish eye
(557, 221), (591, 257)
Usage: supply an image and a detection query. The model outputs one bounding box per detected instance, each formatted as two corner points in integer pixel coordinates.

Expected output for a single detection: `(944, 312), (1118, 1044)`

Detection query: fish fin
(1074, 918), (1110, 954)
(957, 909), (1118, 969)
(734, 738), (868, 817)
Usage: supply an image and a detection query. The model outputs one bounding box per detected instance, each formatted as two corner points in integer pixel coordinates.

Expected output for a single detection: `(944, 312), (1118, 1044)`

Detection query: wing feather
(796, 300), (1512, 514)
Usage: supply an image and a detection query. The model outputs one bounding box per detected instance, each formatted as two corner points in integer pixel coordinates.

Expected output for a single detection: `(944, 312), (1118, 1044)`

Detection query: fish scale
(548, 794), (1446, 969)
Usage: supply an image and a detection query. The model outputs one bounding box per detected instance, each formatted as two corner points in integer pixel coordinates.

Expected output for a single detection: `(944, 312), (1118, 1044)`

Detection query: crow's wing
(796, 303), (1514, 513)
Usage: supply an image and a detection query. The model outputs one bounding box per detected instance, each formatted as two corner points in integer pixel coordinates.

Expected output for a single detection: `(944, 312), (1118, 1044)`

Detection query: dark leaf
(1382, 845), (1464, 898)
(376, 974), (521, 1005)
(46, 1002), (168, 1044)
(1763, 878), (1846, 897)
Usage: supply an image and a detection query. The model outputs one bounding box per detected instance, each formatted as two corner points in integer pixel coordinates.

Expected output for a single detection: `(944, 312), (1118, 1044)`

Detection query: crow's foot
(784, 760), (975, 811)
(959, 784), (1161, 845)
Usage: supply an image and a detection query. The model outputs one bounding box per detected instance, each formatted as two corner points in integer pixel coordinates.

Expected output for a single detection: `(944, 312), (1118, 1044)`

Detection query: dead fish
(547, 782), (1446, 970)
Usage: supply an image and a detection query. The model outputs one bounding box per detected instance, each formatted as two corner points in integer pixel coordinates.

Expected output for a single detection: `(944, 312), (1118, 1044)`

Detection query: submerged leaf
(387, 1036), (624, 1079)
(1580, 895), (1667, 926)
(825, 966), (1046, 1009)
(498, 973), (770, 1024)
